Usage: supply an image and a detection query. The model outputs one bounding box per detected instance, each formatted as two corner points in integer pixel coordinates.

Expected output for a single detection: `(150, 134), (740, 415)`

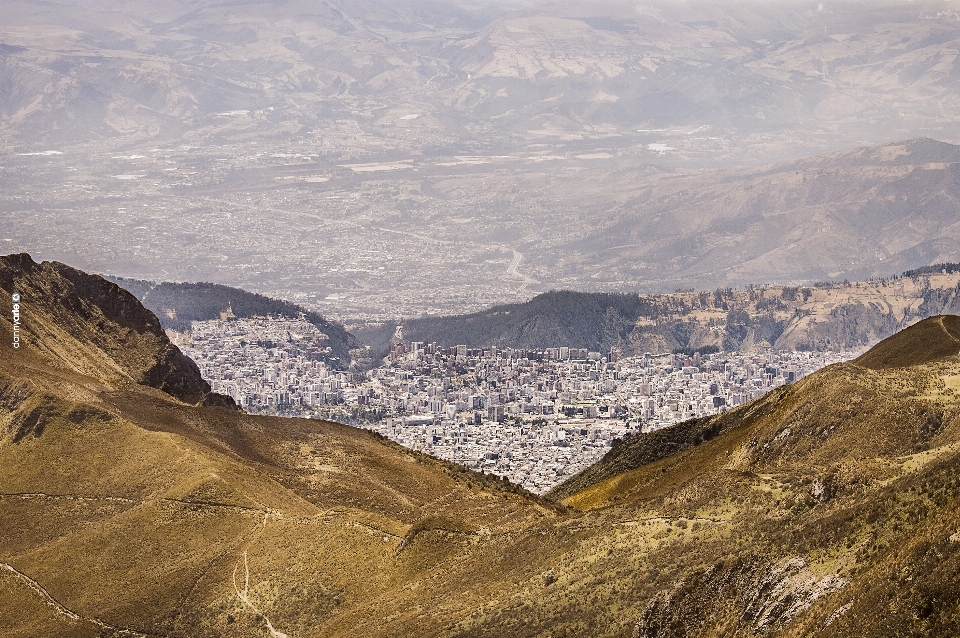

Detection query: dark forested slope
(401, 290), (654, 352)
(109, 278), (359, 368)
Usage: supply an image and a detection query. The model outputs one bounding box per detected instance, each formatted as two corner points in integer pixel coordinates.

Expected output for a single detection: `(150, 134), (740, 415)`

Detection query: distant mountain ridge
(575, 137), (960, 292)
(2, 0), (960, 163)
(391, 267), (960, 357)
(398, 290), (650, 354)
(108, 277), (359, 368)
(783, 137), (960, 170)
(126, 264), (960, 363)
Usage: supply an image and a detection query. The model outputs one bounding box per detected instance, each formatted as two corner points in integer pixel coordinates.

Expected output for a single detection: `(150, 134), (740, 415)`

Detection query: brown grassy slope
(0, 347), (564, 637)
(0, 257), (563, 637)
(552, 315), (960, 505)
(4, 257), (960, 637)
(546, 387), (789, 502)
(528, 317), (960, 638)
(854, 314), (960, 369)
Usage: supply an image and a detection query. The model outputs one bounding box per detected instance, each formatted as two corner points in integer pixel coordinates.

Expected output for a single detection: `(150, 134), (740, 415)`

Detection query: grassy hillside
(1, 256), (560, 637)
(544, 316), (960, 636)
(549, 319), (960, 502)
(3, 256), (960, 637)
(854, 314), (960, 370)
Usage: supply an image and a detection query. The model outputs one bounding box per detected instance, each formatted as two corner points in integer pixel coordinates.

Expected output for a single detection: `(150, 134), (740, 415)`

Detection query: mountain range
(3, 0), (960, 163)
(3, 254), (960, 636)
(571, 137), (960, 290)
(381, 262), (960, 357)
(5, 2), (960, 315)
(3, 2), (960, 635)
(104, 256), (960, 364)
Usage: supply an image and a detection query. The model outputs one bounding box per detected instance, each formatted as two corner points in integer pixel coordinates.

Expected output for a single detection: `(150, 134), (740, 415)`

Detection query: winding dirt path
(0, 492), (261, 515)
(231, 511), (289, 638)
(1, 563), (147, 637)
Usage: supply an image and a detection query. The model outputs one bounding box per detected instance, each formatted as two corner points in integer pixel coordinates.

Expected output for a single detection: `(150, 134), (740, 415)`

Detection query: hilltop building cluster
(181, 317), (854, 492)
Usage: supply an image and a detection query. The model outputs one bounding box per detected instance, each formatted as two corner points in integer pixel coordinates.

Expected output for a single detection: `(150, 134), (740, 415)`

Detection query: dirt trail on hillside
(232, 511), (288, 638)
(938, 315), (960, 342)
(1, 563), (147, 637)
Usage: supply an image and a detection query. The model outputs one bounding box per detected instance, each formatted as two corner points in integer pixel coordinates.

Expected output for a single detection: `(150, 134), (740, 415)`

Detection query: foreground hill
(3, 254), (960, 636)
(1, 255), (560, 636)
(547, 315), (960, 636)
(549, 317), (960, 501)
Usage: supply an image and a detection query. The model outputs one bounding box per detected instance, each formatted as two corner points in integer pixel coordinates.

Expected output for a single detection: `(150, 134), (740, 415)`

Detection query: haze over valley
(4, 1), (960, 318)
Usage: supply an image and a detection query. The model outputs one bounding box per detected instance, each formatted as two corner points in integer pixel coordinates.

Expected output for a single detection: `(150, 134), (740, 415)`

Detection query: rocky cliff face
(634, 555), (847, 638)
(0, 253), (233, 407)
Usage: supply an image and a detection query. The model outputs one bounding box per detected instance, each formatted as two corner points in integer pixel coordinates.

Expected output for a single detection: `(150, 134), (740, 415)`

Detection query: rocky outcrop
(633, 556), (847, 637)
(0, 253), (235, 407)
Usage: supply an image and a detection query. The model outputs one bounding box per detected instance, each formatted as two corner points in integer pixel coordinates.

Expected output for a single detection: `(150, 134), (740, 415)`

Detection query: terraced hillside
(2, 254), (960, 637)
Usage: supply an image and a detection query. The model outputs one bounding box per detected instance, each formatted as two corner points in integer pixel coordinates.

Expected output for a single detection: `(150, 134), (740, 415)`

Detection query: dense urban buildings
(181, 317), (854, 493)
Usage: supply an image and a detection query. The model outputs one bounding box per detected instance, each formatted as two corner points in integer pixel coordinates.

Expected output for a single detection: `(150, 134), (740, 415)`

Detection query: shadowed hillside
(109, 277), (359, 368)
(3, 257), (960, 637)
(0, 253), (233, 406)
(854, 315), (960, 370)
(402, 290), (651, 352)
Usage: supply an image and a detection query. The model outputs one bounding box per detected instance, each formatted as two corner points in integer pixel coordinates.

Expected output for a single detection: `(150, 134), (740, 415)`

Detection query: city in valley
(179, 316), (854, 493)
